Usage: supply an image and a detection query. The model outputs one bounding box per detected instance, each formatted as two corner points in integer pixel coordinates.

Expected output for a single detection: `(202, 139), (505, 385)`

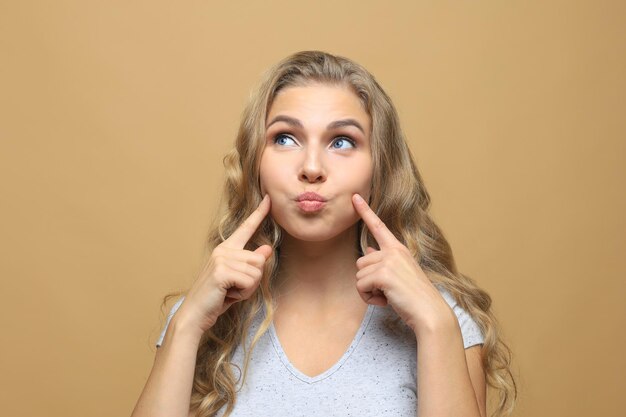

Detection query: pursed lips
(295, 192), (327, 212)
(295, 191), (327, 202)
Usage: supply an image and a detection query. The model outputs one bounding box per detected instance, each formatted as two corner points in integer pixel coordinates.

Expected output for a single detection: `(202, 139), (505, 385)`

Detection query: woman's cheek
(351, 181), (372, 206)
(268, 196), (288, 227)
(259, 176), (276, 199)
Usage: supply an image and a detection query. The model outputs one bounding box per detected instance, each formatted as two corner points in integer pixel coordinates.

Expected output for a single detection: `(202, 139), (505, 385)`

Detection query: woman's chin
(270, 205), (361, 244)
(278, 222), (359, 244)
(284, 231), (339, 243)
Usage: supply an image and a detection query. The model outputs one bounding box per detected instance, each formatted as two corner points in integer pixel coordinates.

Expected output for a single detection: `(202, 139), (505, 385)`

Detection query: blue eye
(274, 134), (297, 146)
(332, 137), (356, 149)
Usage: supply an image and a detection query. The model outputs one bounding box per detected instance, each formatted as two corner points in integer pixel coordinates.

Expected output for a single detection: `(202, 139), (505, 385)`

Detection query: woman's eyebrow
(266, 115), (365, 135)
(266, 115), (303, 130)
(327, 119), (365, 134)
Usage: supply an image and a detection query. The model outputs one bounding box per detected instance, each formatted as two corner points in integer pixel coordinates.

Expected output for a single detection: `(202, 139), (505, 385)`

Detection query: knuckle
(396, 244), (410, 255)
(253, 253), (266, 266)
(373, 218), (385, 231)
(213, 256), (229, 269)
(241, 218), (252, 231)
(250, 266), (262, 280)
(213, 263), (227, 276)
(389, 248), (404, 260)
(243, 275), (255, 289)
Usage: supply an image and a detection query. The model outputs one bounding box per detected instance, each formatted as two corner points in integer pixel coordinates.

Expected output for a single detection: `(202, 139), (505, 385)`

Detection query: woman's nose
(298, 147), (326, 183)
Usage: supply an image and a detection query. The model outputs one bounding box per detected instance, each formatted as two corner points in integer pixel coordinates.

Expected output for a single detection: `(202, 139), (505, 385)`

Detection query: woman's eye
(273, 134), (297, 146)
(331, 137), (356, 149)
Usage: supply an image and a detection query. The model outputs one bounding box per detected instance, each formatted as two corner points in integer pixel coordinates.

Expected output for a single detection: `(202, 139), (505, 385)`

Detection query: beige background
(1, 1), (624, 416)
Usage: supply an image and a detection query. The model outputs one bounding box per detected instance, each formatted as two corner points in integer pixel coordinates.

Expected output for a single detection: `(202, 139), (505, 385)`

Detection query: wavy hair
(164, 50), (517, 417)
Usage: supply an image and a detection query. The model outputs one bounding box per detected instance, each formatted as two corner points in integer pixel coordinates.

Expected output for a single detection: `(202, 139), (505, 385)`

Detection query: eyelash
(272, 133), (357, 149)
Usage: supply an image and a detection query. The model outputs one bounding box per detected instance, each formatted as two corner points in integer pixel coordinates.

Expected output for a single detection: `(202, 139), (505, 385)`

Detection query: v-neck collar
(266, 303), (376, 384)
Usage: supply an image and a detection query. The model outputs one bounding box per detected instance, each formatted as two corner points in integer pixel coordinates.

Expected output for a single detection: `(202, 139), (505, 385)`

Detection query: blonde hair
(165, 50), (517, 417)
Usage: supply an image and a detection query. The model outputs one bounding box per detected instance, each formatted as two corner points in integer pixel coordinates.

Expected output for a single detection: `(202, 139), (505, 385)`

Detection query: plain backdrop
(1, 1), (624, 416)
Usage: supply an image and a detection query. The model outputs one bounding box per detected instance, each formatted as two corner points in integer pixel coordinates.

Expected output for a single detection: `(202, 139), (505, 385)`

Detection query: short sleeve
(155, 297), (185, 348)
(435, 285), (485, 349)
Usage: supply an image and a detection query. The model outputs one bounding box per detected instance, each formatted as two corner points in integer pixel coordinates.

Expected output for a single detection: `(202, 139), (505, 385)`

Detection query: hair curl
(163, 50), (517, 417)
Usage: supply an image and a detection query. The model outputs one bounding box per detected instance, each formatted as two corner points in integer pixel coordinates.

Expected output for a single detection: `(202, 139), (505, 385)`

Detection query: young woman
(131, 50), (516, 417)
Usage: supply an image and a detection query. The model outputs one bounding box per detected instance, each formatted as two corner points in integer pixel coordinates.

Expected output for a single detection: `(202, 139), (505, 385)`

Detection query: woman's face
(260, 82), (373, 242)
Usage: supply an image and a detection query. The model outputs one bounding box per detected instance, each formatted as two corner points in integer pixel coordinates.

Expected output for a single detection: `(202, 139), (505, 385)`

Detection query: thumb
(254, 244), (273, 261)
(365, 246), (377, 255)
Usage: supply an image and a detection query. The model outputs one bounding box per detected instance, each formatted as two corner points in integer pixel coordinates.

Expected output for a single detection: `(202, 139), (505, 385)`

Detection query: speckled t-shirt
(156, 285), (484, 416)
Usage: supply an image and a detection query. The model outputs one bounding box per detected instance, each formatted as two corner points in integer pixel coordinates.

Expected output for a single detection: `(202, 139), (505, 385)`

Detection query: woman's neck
(275, 226), (362, 309)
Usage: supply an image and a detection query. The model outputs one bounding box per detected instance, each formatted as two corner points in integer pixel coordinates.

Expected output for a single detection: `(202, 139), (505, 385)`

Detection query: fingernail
(354, 194), (364, 204)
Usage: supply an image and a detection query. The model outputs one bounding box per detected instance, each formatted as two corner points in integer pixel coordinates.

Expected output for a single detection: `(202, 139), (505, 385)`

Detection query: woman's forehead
(266, 83), (371, 132)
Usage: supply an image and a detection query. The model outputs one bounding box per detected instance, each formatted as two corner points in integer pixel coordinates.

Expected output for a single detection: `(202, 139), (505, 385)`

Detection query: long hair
(166, 50), (517, 417)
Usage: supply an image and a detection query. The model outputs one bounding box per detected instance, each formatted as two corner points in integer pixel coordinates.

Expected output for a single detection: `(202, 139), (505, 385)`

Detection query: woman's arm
(351, 194), (487, 416)
(465, 345), (487, 417)
(131, 196), (273, 417)
(415, 316), (486, 417)
(131, 313), (205, 417)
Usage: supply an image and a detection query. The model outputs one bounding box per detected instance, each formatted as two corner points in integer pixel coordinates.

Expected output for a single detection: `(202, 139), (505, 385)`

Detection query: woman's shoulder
(155, 296), (185, 348)
(434, 283), (485, 349)
(434, 283), (458, 308)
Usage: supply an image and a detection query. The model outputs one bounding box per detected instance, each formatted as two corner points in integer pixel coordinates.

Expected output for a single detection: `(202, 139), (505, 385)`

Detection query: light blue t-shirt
(156, 285), (484, 416)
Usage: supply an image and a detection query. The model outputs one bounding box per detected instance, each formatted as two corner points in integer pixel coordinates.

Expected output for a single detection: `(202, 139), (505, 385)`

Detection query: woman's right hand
(175, 194), (273, 335)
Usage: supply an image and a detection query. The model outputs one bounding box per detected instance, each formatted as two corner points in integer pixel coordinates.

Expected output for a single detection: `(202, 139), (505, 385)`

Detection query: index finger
(352, 193), (399, 249)
(224, 194), (271, 249)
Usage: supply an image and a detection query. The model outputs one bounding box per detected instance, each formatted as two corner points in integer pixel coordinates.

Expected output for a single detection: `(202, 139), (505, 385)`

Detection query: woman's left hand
(352, 193), (456, 335)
